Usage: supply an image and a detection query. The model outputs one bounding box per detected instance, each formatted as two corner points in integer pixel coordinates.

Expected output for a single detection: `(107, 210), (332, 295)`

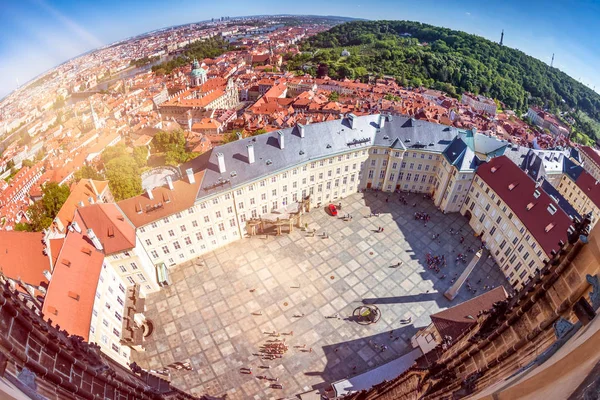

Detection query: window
(184, 236), (192, 246)
(130, 262), (138, 270)
(163, 217), (170, 224)
(127, 276), (135, 284)
(157, 234), (163, 242)
(103, 319), (109, 327)
(168, 230), (175, 237)
(101, 335), (108, 344)
(119, 265), (126, 273)
(113, 328), (120, 337)
(139, 227), (146, 233)
(173, 241), (181, 250)
(230, 218), (236, 227)
(192, 220), (198, 228)
(218, 223), (225, 232)
(145, 239), (152, 246)
(212, 198), (219, 205)
(150, 222), (157, 228)
(111, 343), (119, 352)
(162, 246), (170, 254)
(117, 296), (124, 306)
(238, 202), (244, 210)
(137, 273), (146, 282)
(207, 227), (214, 236)
(151, 250), (158, 258)
(196, 232), (203, 241)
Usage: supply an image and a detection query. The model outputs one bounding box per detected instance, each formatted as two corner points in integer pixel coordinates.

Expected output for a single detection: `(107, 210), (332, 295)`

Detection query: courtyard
(132, 191), (510, 399)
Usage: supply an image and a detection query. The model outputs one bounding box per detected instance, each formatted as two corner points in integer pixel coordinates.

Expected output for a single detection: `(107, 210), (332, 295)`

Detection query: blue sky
(1, 0), (599, 99)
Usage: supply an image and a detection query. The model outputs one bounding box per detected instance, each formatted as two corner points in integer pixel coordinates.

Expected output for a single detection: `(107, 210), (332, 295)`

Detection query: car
(328, 204), (338, 216)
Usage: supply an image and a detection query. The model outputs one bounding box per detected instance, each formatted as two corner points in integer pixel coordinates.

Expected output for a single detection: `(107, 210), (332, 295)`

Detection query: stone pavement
(132, 191), (510, 399)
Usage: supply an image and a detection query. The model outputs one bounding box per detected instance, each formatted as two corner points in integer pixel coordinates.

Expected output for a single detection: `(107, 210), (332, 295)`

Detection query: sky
(1, 0), (600, 99)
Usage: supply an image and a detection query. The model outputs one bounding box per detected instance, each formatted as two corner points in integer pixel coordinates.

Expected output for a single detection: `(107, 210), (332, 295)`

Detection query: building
(580, 145), (600, 181)
(411, 287), (508, 354)
(0, 277), (198, 400)
(527, 107), (571, 137)
(53, 179), (112, 234)
(42, 203), (157, 367)
(461, 92), (497, 115)
(556, 160), (600, 227)
(461, 156), (574, 290)
(189, 59), (207, 87)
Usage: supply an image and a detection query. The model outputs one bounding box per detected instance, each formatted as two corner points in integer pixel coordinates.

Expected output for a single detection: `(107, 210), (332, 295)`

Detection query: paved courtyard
(132, 191), (510, 399)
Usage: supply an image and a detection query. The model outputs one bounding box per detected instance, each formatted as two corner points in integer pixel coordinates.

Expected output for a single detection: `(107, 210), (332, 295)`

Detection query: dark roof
(185, 115), (462, 200)
(431, 287), (507, 340)
(541, 180), (581, 221)
(476, 156), (573, 256)
(581, 146), (600, 167)
(563, 157), (584, 182)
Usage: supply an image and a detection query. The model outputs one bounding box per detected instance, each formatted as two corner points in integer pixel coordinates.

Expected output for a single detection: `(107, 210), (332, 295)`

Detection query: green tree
(101, 144), (128, 164)
(41, 182), (71, 219)
(105, 156), (142, 201)
(27, 202), (53, 232)
(22, 159), (34, 168)
(74, 165), (105, 181)
(133, 147), (149, 168)
(14, 222), (33, 232)
(328, 91), (340, 102)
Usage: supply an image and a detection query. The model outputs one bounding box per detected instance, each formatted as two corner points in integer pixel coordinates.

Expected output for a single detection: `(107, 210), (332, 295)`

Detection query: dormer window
(533, 190), (541, 198)
(548, 204), (557, 215)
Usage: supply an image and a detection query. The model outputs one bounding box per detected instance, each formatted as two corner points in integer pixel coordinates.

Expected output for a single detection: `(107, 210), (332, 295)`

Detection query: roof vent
(383, 135), (389, 140)
(326, 144), (332, 148)
(230, 171), (237, 177)
(491, 166), (499, 173)
(299, 150), (305, 155)
(526, 202), (535, 211)
(47, 306), (58, 315)
(266, 159), (273, 165)
(81, 247), (92, 256)
(68, 291), (80, 301)
(545, 223), (555, 232)
(508, 182), (518, 191)
(61, 259), (71, 267)
(429, 142), (434, 146)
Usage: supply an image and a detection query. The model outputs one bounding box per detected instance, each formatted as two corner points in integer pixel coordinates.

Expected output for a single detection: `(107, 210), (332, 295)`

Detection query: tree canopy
(152, 37), (231, 75)
(101, 144), (143, 201)
(21, 182), (70, 232)
(152, 130), (198, 166)
(291, 20), (600, 140)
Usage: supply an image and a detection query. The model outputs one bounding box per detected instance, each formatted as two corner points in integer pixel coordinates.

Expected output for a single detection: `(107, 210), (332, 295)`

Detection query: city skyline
(1, 0), (600, 99)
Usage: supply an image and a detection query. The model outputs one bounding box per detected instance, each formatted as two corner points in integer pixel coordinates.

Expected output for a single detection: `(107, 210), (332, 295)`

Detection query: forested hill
(290, 20), (600, 121)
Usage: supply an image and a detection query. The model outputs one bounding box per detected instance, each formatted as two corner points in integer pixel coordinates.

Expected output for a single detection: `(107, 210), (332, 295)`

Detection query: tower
(189, 59), (207, 87)
(500, 29), (504, 46)
(551, 53), (555, 68)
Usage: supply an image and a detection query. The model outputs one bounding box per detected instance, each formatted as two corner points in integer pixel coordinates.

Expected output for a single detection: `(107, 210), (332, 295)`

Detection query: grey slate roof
(541, 180), (581, 221)
(563, 157), (584, 182)
(185, 115), (461, 199)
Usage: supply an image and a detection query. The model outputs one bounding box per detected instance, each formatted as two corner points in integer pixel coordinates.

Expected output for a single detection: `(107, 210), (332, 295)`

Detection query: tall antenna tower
(551, 53), (555, 68)
(500, 30), (504, 46)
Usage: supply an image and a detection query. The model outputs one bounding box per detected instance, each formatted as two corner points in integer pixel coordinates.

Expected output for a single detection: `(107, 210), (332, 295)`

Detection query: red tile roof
(582, 146), (600, 167)
(77, 203), (136, 255)
(117, 171), (204, 228)
(0, 231), (51, 289)
(55, 179), (110, 232)
(476, 156), (573, 256)
(42, 213), (104, 340)
(575, 171), (600, 209)
(431, 287), (507, 340)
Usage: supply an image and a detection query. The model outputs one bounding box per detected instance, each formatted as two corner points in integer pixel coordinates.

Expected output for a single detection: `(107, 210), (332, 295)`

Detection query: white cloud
(465, 12), (471, 16)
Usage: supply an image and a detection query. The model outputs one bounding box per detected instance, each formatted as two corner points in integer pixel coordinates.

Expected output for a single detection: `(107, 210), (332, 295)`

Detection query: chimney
(379, 114), (386, 129)
(217, 152), (226, 173)
(247, 144), (255, 164)
(348, 114), (356, 129)
(71, 222), (82, 234)
(147, 188), (154, 200)
(297, 123), (305, 138)
(236, 132), (242, 141)
(277, 131), (285, 149)
(166, 176), (174, 190)
(77, 201), (84, 207)
(87, 228), (103, 251)
(186, 168), (195, 184)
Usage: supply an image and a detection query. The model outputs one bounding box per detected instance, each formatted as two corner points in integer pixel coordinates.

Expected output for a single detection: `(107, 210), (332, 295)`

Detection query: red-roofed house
(462, 156), (574, 289)
(42, 203), (156, 366)
(580, 146), (600, 181)
(54, 179), (112, 234)
(411, 287), (508, 354)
